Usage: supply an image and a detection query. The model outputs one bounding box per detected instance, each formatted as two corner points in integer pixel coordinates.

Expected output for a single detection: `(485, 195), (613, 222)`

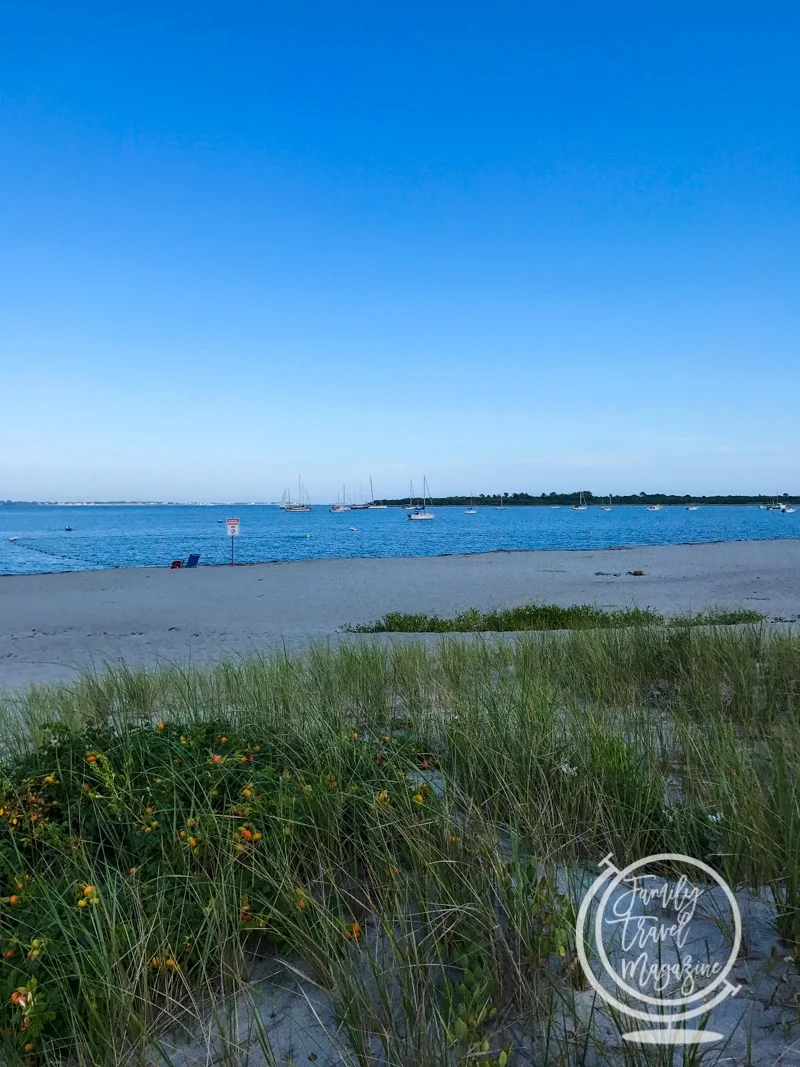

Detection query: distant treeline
(376, 491), (798, 507)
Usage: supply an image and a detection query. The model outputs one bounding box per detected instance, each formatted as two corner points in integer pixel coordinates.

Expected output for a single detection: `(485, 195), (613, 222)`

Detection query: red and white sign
(226, 517), (240, 537)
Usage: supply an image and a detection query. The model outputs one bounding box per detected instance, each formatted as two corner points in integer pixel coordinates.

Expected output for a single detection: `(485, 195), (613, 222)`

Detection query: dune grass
(344, 603), (765, 633)
(0, 622), (797, 1065)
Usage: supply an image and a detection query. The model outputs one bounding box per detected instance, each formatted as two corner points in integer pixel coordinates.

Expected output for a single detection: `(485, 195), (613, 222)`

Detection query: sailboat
(330, 485), (350, 513)
(350, 484), (370, 510)
(282, 477), (312, 512)
(600, 495), (612, 512)
(572, 491), (587, 511)
(402, 481), (418, 510)
(408, 477), (434, 520)
(367, 478), (387, 509)
(495, 494), (506, 511)
(465, 495), (477, 514)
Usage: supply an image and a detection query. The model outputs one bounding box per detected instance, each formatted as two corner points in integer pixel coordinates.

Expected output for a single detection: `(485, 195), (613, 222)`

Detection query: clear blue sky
(2, 2), (798, 501)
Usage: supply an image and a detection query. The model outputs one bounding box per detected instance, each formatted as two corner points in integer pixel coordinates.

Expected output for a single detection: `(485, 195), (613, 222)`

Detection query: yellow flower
(77, 898), (88, 908)
(156, 722), (165, 731)
(412, 793), (424, 806)
(44, 775), (57, 785)
(83, 885), (95, 897)
(241, 788), (252, 798)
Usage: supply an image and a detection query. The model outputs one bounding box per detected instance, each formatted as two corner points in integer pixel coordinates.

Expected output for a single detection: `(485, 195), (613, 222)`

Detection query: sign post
(226, 517), (240, 564)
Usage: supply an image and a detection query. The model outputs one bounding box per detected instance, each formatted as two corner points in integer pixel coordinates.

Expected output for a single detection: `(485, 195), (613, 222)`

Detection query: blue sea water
(0, 504), (797, 576)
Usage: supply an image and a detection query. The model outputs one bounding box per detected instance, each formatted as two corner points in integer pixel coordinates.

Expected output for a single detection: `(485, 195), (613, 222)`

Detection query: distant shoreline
(3, 498), (798, 508)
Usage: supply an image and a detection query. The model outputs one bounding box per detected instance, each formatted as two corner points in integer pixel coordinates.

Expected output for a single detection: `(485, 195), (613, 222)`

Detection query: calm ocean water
(1, 504), (797, 576)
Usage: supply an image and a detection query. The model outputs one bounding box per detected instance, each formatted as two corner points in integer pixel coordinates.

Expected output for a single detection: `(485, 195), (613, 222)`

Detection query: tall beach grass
(0, 622), (798, 1065)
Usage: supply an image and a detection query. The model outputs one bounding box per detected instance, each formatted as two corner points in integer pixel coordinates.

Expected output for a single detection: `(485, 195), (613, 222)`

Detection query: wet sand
(1, 539), (798, 689)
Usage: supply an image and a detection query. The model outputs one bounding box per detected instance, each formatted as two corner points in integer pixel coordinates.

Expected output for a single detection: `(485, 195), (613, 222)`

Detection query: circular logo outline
(575, 852), (742, 1026)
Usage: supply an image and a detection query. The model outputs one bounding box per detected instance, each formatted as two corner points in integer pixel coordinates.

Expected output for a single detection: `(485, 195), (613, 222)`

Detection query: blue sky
(1, 1), (798, 501)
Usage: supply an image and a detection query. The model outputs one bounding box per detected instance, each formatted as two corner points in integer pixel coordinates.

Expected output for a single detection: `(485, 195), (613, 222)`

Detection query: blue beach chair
(185, 553), (200, 568)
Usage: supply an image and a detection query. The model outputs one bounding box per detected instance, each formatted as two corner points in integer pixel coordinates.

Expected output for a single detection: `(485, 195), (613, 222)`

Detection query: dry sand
(1, 539), (799, 690)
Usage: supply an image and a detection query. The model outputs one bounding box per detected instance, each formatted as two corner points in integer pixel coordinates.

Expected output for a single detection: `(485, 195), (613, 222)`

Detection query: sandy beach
(1, 538), (798, 690)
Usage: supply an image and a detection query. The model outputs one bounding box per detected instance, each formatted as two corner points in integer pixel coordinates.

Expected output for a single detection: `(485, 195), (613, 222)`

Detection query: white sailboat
(572, 491), (587, 511)
(465, 495), (477, 514)
(495, 494), (506, 511)
(330, 484), (350, 513)
(282, 477), (312, 512)
(408, 477), (434, 520)
(600, 495), (612, 511)
(367, 477), (387, 508)
(402, 481), (418, 510)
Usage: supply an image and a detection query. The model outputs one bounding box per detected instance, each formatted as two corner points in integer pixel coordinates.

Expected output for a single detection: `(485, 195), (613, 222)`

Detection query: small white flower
(708, 812), (723, 824)
(560, 763), (578, 777)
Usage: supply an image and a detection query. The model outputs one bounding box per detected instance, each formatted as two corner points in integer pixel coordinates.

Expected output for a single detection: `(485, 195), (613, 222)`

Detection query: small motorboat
(646, 504), (662, 512)
(64, 526), (73, 531)
(686, 505), (700, 511)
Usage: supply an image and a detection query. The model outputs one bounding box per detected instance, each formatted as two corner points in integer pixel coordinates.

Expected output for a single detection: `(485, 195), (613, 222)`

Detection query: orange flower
(3, 948), (15, 959)
(240, 828), (253, 841)
(296, 898), (307, 910)
(351, 921), (361, 940)
(156, 722), (165, 731)
(8, 896), (19, 906)
(212, 754), (223, 763)
(220, 736), (227, 744)
(86, 754), (97, 763)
